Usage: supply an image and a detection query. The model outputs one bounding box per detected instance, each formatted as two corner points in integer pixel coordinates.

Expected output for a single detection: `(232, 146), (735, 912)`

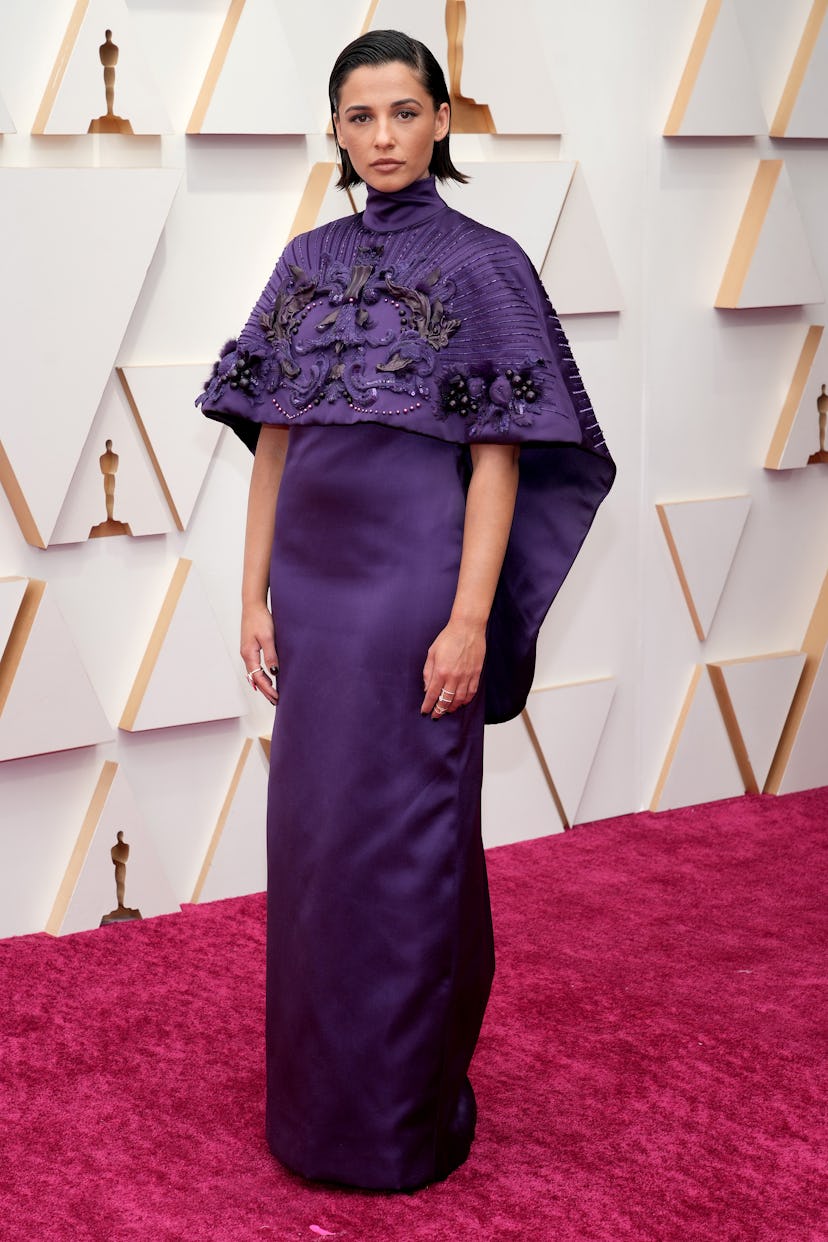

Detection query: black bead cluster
(505, 369), (539, 403)
(227, 351), (258, 393)
(443, 374), (480, 419)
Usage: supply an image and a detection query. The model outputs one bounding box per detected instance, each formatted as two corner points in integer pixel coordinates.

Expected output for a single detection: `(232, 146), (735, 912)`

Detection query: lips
(371, 160), (403, 170)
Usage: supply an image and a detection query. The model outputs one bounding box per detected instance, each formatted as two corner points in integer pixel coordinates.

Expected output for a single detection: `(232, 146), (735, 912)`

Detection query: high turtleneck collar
(362, 177), (447, 233)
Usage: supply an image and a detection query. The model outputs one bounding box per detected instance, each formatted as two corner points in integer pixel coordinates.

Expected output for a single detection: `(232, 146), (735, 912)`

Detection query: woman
(198, 29), (614, 1191)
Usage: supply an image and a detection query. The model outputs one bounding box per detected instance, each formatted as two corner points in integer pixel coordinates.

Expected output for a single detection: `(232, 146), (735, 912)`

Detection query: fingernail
(270, 666), (278, 675)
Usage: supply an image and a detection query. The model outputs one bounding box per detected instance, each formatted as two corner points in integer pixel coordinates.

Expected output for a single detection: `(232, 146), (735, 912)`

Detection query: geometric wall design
(770, 0), (828, 139)
(664, 0), (767, 137)
(523, 678), (616, 826)
(118, 365), (224, 532)
(765, 325), (828, 470)
(482, 714), (565, 848)
(0, 90), (15, 133)
(650, 665), (744, 811)
(0, 577), (112, 763)
(766, 570), (828, 794)
(50, 372), (173, 545)
(707, 652), (807, 793)
(460, 0), (564, 134)
(119, 559), (247, 733)
(0, 168), (181, 548)
(441, 161), (575, 271)
(46, 760), (180, 936)
(191, 736), (268, 904)
(32, 0), (171, 135)
(656, 497), (751, 641)
(715, 161), (824, 309)
(540, 165), (623, 315)
(188, 0), (314, 135)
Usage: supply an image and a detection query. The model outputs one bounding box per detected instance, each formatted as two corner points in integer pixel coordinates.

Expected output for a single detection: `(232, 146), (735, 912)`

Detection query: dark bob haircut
(328, 29), (468, 190)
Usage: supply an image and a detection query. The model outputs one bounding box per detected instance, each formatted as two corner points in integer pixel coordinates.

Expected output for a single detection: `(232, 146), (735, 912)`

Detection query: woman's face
(333, 61), (450, 192)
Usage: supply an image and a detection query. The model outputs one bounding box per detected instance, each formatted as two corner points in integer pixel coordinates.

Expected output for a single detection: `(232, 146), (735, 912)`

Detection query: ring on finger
(434, 704), (448, 716)
(246, 667), (264, 686)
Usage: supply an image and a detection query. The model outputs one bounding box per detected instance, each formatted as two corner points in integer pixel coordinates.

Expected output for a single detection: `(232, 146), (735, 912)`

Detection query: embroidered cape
(197, 178), (615, 723)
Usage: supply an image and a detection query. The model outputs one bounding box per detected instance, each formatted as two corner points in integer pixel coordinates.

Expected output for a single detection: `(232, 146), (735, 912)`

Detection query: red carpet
(2, 789), (827, 1241)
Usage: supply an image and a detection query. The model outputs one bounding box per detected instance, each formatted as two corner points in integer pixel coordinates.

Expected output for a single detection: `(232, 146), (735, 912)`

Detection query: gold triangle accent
(765, 571), (828, 793)
(765, 325), (823, 469)
(706, 662), (757, 793)
(289, 163), (335, 241)
(192, 738), (252, 902)
(117, 367), (183, 531)
(0, 440), (46, 548)
(650, 665), (703, 811)
(120, 558), (192, 730)
(770, 0), (828, 136)
(32, 0), (89, 134)
(0, 578), (46, 716)
(187, 0), (246, 134)
(664, 0), (723, 136)
(259, 734), (271, 763)
(521, 708), (569, 829)
(716, 160), (782, 309)
(45, 759), (118, 936)
(656, 504), (705, 640)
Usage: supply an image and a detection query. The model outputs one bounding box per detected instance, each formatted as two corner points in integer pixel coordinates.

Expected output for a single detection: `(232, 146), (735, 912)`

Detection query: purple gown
(198, 178), (614, 1189)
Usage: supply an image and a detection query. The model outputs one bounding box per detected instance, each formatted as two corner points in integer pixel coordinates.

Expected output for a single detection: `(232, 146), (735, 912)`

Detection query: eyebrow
(344, 98), (423, 113)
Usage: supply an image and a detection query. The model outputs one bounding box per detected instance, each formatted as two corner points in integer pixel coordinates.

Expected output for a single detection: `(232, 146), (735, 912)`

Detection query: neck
(362, 177), (447, 233)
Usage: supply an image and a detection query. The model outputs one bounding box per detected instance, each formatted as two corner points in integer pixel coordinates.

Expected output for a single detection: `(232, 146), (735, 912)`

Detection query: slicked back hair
(329, 29), (467, 189)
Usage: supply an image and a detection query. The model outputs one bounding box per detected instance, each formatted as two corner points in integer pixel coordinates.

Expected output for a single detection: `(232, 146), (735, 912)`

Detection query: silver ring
(438, 691), (454, 704)
(434, 704), (448, 716)
(246, 667), (263, 685)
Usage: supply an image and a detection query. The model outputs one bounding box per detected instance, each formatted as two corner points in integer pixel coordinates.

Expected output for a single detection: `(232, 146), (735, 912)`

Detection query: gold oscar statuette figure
(89, 439), (133, 538)
(100, 831), (143, 926)
(445, 0), (494, 133)
(88, 30), (134, 135)
(807, 384), (828, 466)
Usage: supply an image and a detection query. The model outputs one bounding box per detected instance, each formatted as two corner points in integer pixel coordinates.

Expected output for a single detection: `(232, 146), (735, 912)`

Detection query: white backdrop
(0, 0), (826, 938)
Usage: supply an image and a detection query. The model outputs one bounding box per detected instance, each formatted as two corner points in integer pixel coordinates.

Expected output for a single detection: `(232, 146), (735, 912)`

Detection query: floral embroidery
(438, 362), (545, 435)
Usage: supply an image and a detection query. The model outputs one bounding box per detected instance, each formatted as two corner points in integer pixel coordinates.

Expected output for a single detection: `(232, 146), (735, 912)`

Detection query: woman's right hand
(241, 600), (279, 706)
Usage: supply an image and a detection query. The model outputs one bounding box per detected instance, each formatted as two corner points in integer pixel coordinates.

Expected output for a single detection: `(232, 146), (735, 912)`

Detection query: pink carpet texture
(2, 788), (827, 1242)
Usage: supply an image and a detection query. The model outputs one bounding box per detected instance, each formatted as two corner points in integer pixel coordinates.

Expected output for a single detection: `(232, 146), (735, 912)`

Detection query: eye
(397, 110), (418, 121)
(349, 113), (371, 125)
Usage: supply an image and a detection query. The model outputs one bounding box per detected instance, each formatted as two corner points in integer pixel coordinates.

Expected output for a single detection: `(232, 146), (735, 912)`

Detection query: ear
(333, 113), (346, 150)
(433, 102), (450, 143)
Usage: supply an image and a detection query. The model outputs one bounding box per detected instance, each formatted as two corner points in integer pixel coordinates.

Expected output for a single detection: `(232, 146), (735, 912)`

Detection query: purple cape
(198, 177), (615, 722)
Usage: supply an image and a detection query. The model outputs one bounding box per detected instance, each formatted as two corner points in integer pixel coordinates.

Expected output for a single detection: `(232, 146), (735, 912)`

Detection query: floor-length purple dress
(198, 177), (614, 1189)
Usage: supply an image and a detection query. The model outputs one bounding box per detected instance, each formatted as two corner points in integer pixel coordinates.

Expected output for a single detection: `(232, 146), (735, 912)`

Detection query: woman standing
(198, 29), (614, 1191)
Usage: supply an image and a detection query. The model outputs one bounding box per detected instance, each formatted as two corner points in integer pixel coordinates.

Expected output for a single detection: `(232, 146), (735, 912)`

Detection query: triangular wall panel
(716, 161), (823, 309)
(461, 0), (564, 134)
(0, 89), (16, 132)
(541, 165), (623, 315)
(288, 163), (358, 242)
(32, 0), (171, 135)
(524, 678), (616, 826)
(118, 365), (223, 532)
(46, 761), (180, 936)
(120, 559), (246, 733)
(188, 0), (314, 135)
(441, 162), (575, 272)
(765, 325), (828, 470)
(771, 0), (828, 138)
(0, 168), (181, 548)
(50, 372), (172, 545)
(650, 665), (744, 811)
(657, 496), (751, 640)
(192, 737), (269, 903)
(0, 578), (112, 762)
(708, 653), (807, 793)
(482, 715), (564, 848)
(664, 0), (767, 136)
(767, 571), (828, 794)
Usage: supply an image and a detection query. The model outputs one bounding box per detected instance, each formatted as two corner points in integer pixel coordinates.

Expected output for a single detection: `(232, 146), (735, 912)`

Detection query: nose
(374, 117), (394, 148)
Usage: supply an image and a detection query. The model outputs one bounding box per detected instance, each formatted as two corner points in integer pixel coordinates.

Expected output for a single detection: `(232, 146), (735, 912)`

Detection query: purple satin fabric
(265, 424), (492, 1187)
(196, 178), (614, 1188)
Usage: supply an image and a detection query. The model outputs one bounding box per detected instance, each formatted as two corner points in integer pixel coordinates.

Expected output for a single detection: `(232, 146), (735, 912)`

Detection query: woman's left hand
(421, 619), (486, 719)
